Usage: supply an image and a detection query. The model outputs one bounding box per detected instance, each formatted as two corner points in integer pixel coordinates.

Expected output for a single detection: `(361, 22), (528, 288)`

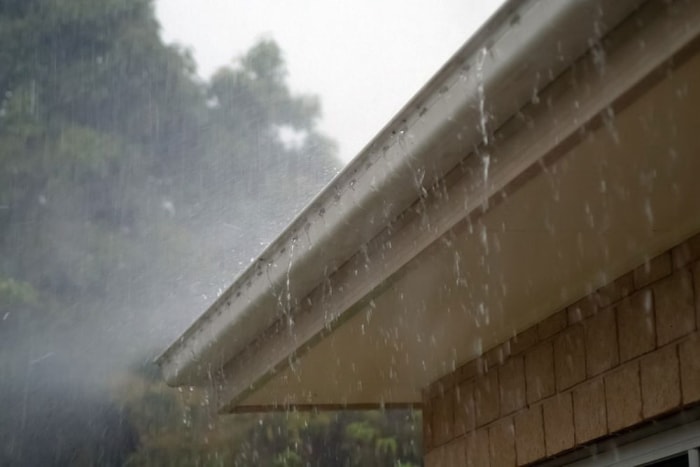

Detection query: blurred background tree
(0, 0), (420, 465)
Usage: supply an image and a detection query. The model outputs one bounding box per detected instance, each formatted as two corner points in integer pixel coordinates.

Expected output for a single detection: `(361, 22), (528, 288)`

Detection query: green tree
(0, 1), (422, 465)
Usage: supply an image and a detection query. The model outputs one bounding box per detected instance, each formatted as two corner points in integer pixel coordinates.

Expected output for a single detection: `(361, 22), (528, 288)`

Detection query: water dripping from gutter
(476, 47), (489, 147)
(284, 237), (297, 330)
(476, 47), (492, 190)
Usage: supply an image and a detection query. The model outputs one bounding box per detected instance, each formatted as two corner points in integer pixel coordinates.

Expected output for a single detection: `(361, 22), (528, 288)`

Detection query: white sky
(155, 0), (504, 163)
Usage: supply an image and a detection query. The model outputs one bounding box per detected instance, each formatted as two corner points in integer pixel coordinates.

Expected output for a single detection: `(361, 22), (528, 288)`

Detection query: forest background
(0, 1), (422, 465)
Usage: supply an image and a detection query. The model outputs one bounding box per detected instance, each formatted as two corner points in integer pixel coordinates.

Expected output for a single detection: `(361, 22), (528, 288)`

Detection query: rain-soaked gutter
(157, 0), (645, 387)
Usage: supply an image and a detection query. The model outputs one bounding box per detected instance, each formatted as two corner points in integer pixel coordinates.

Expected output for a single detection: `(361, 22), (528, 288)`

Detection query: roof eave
(157, 0), (645, 387)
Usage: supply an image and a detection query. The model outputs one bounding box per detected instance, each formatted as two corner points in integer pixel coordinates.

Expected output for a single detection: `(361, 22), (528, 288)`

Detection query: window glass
(644, 453), (690, 467)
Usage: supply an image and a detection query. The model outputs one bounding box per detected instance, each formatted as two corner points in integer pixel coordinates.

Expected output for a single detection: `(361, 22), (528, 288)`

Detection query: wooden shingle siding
(424, 231), (700, 466)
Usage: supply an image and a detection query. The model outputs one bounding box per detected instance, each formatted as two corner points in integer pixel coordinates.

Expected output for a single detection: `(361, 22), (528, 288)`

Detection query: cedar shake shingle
(573, 379), (607, 443)
(499, 355), (526, 415)
(679, 334), (700, 404)
(543, 393), (575, 456)
(568, 296), (597, 324)
(617, 289), (656, 362)
(640, 345), (681, 418)
(538, 310), (567, 339)
(672, 233), (700, 269)
(432, 390), (454, 446)
(515, 405), (545, 464)
(554, 324), (586, 391)
(634, 253), (672, 288)
(465, 428), (490, 467)
(489, 417), (516, 466)
(525, 341), (555, 404)
(605, 362), (642, 432)
(584, 307), (619, 376)
(654, 271), (695, 346)
(455, 379), (476, 436)
(475, 369), (500, 427)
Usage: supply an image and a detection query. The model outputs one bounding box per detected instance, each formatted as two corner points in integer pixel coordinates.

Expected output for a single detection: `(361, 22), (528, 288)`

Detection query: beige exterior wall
(423, 233), (700, 466)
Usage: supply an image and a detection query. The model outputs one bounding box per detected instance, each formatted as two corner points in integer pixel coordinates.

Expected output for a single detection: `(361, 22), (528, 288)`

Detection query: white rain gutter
(157, 0), (644, 386)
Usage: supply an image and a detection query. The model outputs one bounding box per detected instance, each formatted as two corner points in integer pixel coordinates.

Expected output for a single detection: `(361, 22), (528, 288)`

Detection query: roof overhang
(157, 0), (700, 412)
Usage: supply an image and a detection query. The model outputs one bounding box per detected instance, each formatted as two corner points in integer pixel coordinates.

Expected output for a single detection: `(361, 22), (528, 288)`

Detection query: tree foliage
(0, 0), (420, 465)
(119, 366), (421, 467)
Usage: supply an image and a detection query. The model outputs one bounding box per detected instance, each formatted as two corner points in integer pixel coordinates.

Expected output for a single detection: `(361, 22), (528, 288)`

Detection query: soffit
(228, 37), (700, 411)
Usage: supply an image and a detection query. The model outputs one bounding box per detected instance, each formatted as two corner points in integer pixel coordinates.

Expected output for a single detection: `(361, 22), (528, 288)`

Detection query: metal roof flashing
(156, 0), (645, 388)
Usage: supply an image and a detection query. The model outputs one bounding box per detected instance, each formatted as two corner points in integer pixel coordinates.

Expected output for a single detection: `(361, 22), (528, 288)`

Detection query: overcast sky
(155, 1), (504, 163)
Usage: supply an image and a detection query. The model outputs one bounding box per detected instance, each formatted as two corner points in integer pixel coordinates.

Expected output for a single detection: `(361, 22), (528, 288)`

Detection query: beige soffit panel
(234, 45), (700, 411)
(218, 0), (700, 412)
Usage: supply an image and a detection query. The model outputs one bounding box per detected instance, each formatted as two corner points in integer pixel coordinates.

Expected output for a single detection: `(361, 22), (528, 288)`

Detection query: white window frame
(570, 420), (700, 467)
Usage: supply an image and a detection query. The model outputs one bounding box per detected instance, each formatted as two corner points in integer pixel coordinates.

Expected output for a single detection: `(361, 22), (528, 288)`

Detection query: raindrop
(531, 71), (542, 104)
(479, 225), (489, 253)
(675, 82), (689, 99)
(589, 40), (607, 76)
(476, 47), (490, 146)
(459, 64), (470, 83)
(644, 199), (654, 225)
(481, 152), (491, 187)
(473, 338), (483, 354)
(602, 106), (620, 144)
(669, 147), (678, 161)
(413, 166), (426, 192)
(556, 40), (565, 62)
